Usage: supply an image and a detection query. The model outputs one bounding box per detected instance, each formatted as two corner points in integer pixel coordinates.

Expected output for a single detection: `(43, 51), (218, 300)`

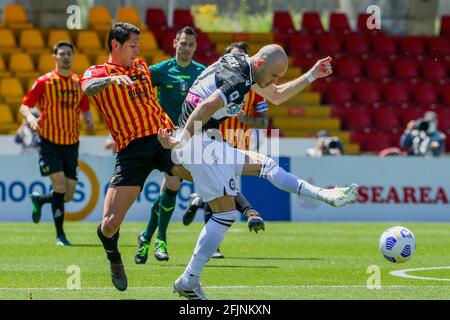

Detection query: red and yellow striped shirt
(22, 70), (89, 145)
(81, 59), (174, 152)
(220, 90), (268, 150)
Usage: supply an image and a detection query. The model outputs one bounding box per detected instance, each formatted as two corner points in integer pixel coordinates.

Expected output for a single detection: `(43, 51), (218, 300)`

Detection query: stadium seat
(139, 31), (161, 56)
(287, 34), (315, 56)
(365, 58), (391, 81)
(272, 11), (296, 34)
(355, 83), (382, 105)
(326, 82), (353, 105)
(344, 108), (372, 131)
(427, 37), (450, 57)
(37, 53), (55, 73)
(19, 29), (47, 55)
(336, 58), (362, 81)
(159, 30), (178, 54)
(9, 52), (38, 84)
(384, 83), (410, 105)
(72, 53), (91, 75)
(47, 29), (73, 48)
(0, 77), (25, 107)
(329, 12), (351, 34)
(439, 15), (450, 37)
(440, 84), (450, 105)
(301, 12), (324, 35)
(317, 34), (342, 57)
(173, 9), (196, 29)
(0, 29), (21, 56)
(344, 34), (370, 57)
(357, 13), (383, 35)
(436, 109), (450, 131)
(145, 8), (169, 31)
(399, 37), (425, 57)
(196, 32), (215, 54)
(372, 36), (397, 58)
(364, 132), (392, 152)
(95, 52), (109, 65)
(400, 107), (425, 126)
(393, 59), (419, 82)
(88, 6), (112, 30)
(412, 84), (439, 106)
(76, 31), (104, 54)
(0, 103), (15, 133)
(421, 60), (447, 83)
(373, 108), (400, 132)
(116, 7), (144, 28)
(3, 4), (33, 29)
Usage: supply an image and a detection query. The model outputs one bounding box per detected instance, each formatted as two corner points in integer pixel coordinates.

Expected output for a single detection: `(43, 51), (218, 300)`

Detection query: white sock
(181, 209), (239, 287)
(259, 156), (323, 199)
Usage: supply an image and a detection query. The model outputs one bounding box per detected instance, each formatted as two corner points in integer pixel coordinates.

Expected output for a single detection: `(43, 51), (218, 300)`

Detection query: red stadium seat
(301, 12), (324, 35)
(373, 108), (400, 132)
(436, 109), (450, 131)
(393, 59), (419, 81)
(336, 58), (362, 81)
(440, 84), (450, 105)
(329, 12), (351, 34)
(344, 34), (370, 57)
(288, 34), (315, 56)
(440, 15), (450, 37)
(427, 37), (450, 57)
(399, 37), (425, 57)
(422, 60), (447, 83)
(272, 11), (296, 34)
(412, 84), (439, 106)
(327, 82), (353, 105)
(355, 83), (382, 105)
(173, 9), (195, 29)
(384, 83), (410, 105)
(196, 32), (215, 54)
(145, 8), (168, 31)
(317, 34), (342, 57)
(372, 36), (397, 57)
(365, 58), (391, 81)
(159, 30), (177, 54)
(400, 107), (425, 126)
(364, 132), (393, 152)
(345, 108), (372, 131)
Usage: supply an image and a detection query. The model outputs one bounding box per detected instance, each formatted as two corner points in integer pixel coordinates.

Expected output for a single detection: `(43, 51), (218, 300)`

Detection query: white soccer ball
(379, 226), (416, 263)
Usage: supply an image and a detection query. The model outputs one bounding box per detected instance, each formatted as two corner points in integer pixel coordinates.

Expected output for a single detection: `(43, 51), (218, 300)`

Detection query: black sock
(203, 203), (213, 224)
(51, 192), (65, 237)
(97, 224), (122, 263)
(38, 192), (53, 205)
(235, 192), (253, 215)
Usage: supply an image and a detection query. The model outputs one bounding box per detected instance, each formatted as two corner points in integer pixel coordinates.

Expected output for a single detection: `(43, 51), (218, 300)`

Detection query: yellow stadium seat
(140, 31), (161, 55)
(0, 103), (15, 133)
(0, 56), (12, 78)
(95, 52), (109, 65)
(37, 53), (55, 73)
(9, 52), (39, 86)
(72, 53), (91, 76)
(151, 53), (171, 64)
(27, 76), (39, 91)
(0, 29), (21, 56)
(88, 6), (112, 30)
(3, 4), (33, 29)
(19, 29), (47, 53)
(116, 7), (146, 28)
(76, 31), (103, 52)
(0, 78), (25, 108)
(47, 29), (73, 48)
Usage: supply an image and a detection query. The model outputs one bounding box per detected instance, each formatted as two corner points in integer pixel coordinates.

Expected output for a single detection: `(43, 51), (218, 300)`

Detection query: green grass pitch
(1, 221), (449, 300)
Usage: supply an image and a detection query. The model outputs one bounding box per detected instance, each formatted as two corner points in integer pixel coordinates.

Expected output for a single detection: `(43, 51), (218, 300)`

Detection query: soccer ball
(379, 226), (416, 263)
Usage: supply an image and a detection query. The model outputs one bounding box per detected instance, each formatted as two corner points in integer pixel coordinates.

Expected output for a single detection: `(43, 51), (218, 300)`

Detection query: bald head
(251, 44), (288, 88)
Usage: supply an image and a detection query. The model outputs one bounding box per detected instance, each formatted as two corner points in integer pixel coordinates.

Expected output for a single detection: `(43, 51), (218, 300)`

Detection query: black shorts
(38, 137), (79, 180)
(109, 135), (175, 190)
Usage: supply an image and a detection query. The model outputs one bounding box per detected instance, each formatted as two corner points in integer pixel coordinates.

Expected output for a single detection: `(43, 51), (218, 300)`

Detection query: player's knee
(165, 177), (181, 191)
(101, 218), (120, 237)
(64, 193), (74, 202)
(52, 183), (66, 194)
(259, 156), (279, 178)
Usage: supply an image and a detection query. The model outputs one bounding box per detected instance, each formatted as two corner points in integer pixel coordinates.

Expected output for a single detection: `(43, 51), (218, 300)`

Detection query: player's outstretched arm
(82, 75), (134, 96)
(252, 56), (332, 105)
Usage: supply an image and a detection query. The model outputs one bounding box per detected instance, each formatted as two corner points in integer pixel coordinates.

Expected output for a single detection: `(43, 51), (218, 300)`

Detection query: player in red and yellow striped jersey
(19, 41), (93, 246)
(81, 22), (191, 291)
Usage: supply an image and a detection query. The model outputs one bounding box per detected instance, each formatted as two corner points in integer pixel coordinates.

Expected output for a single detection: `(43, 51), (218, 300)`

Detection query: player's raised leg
(241, 151), (358, 207)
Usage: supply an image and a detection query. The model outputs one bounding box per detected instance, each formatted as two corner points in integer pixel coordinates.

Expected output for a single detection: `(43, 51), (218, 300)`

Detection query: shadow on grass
(225, 256), (323, 261)
(70, 244), (138, 248)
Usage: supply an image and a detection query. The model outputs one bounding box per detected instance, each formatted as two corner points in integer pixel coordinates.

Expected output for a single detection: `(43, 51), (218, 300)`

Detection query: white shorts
(175, 131), (246, 202)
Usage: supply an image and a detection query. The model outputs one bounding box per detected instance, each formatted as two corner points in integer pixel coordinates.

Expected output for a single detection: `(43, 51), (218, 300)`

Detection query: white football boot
(317, 183), (358, 208)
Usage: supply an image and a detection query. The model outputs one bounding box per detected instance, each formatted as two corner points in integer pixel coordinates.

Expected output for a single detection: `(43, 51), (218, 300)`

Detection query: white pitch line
(0, 285), (449, 291)
(390, 266), (450, 282)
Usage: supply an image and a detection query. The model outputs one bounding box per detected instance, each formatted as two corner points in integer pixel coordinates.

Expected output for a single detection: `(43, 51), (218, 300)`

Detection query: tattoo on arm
(83, 77), (111, 96)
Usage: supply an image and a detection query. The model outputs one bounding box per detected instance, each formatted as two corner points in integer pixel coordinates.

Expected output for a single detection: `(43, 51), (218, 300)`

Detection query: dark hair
(176, 26), (197, 40)
(53, 41), (75, 55)
(107, 22), (140, 52)
(225, 41), (249, 54)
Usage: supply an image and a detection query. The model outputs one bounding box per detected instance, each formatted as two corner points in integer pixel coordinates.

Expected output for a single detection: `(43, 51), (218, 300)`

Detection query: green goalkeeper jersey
(150, 58), (206, 125)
